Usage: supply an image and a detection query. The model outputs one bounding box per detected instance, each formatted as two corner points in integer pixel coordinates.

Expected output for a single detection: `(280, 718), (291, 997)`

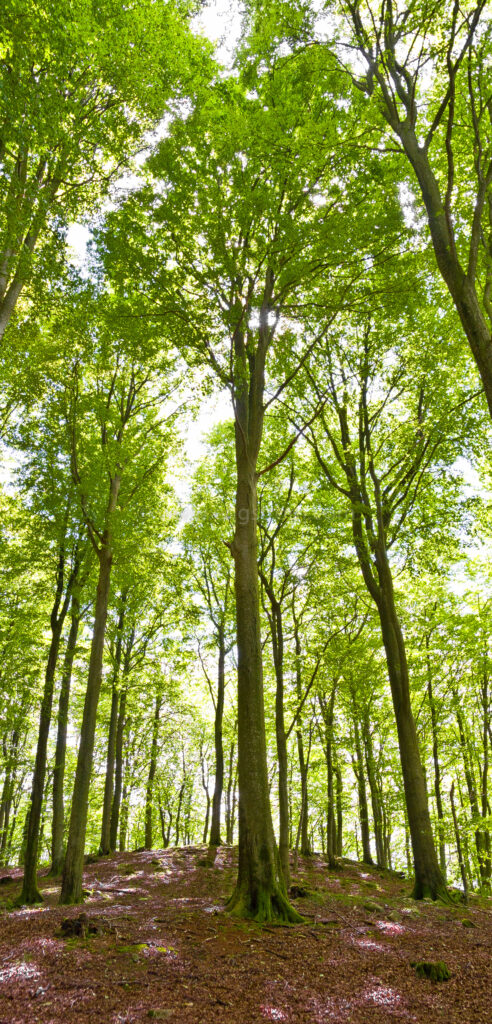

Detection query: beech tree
(98, 32), (403, 917)
(0, 0), (197, 339)
(23, 291), (182, 905)
(183, 431), (236, 850)
(297, 296), (479, 896)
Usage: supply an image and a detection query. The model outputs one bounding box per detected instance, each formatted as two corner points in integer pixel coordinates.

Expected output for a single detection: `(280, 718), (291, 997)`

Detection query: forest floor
(0, 847), (490, 1024)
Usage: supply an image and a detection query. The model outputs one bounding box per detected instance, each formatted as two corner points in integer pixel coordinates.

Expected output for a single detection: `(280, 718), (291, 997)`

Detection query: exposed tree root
(411, 877), (454, 904)
(227, 884), (304, 924)
(16, 885), (43, 907)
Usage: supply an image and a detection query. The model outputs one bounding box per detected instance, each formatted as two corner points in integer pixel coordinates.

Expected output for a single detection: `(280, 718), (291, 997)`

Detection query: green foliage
(0, 0), (491, 906)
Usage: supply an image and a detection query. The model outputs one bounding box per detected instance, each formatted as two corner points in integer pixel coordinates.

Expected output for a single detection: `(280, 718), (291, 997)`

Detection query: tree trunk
(228, 459), (299, 921)
(209, 629), (225, 847)
(335, 765), (343, 857)
(455, 704), (489, 887)
(144, 696), (161, 850)
(319, 688), (337, 868)
(225, 740), (235, 843)
(60, 546), (113, 904)
(450, 782), (468, 900)
(110, 687), (129, 851)
(376, 571), (446, 898)
(293, 622), (311, 859)
(479, 671), (491, 888)
(265, 591), (290, 887)
(119, 758), (130, 852)
(20, 543), (72, 904)
(399, 133), (492, 422)
(362, 710), (386, 869)
(0, 731), (19, 865)
(99, 598), (126, 856)
(352, 711), (373, 866)
(174, 781), (185, 846)
(159, 804), (172, 848)
(426, 651), (446, 879)
(51, 595), (80, 875)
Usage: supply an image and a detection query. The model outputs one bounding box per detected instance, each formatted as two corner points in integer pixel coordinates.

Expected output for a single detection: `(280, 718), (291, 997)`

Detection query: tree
(100, 39), (379, 919)
(334, 1), (492, 418)
(0, 0), (196, 339)
(183, 429), (236, 850)
(299, 304), (476, 897)
(57, 292), (178, 903)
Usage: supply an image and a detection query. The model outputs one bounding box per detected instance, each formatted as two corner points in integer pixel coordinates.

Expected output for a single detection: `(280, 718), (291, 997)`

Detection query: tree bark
(228, 459), (299, 921)
(376, 571), (445, 897)
(119, 756), (130, 852)
(226, 288), (300, 921)
(354, 42), (492, 422)
(454, 703), (489, 887)
(99, 597), (126, 855)
(60, 544), (113, 904)
(362, 710), (386, 869)
(319, 688), (337, 868)
(0, 731), (19, 866)
(144, 696), (161, 850)
(174, 780), (185, 846)
(293, 620), (311, 858)
(400, 133), (492, 421)
(335, 765), (343, 857)
(262, 584), (290, 887)
(450, 782), (468, 900)
(425, 644), (446, 879)
(209, 628), (225, 847)
(50, 595), (80, 875)
(479, 669), (491, 888)
(20, 541), (74, 904)
(225, 740), (236, 844)
(110, 633), (133, 851)
(352, 707), (373, 866)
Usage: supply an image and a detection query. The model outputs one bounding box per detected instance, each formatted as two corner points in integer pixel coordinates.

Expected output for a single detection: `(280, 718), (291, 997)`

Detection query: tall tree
(300, 308), (475, 896)
(101, 41), (378, 919)
(59, 294), (177, 903)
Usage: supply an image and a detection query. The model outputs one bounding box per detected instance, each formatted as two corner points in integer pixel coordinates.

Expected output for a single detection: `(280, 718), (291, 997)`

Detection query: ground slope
(0, 847), (490, 1023)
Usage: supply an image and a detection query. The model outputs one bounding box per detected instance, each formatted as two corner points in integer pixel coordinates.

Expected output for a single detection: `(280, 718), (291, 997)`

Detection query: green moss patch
(412, 960), (451, 982)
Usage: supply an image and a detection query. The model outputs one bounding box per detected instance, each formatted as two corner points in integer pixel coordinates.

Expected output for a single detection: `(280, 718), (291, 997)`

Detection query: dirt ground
(0, 847), (490, 1023)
